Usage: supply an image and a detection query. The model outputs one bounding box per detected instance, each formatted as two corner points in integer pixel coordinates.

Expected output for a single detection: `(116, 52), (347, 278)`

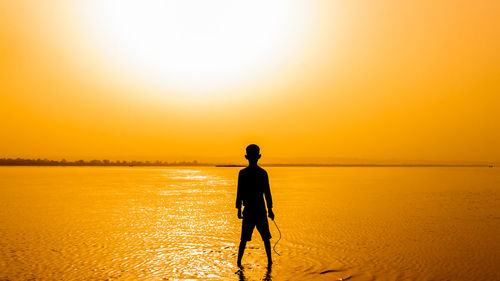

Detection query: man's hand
(237, 208), (243, 219)
(268, 209), (275, 220)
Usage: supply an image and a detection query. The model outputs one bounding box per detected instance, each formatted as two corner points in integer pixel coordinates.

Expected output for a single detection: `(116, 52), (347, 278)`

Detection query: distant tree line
(1, 158), (493, 167)
(0, 158), (211, 166)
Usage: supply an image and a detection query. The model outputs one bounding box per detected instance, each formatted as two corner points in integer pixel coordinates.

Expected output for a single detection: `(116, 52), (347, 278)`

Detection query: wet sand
(0, 166), (499, 280)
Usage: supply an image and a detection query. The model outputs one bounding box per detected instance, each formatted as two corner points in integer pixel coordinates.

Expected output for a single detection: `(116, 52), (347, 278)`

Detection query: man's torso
(238, 166), (269, 215)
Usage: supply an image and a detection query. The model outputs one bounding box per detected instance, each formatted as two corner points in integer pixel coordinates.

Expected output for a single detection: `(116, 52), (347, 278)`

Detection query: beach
(0, 166), (499, 280)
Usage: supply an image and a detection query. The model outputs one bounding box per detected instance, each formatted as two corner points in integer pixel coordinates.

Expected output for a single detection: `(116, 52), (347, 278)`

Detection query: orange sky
(1, 0), (499, 163)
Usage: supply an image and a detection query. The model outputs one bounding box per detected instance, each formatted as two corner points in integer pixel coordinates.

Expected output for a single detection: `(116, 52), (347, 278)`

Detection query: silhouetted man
(236, 144), (274, 267)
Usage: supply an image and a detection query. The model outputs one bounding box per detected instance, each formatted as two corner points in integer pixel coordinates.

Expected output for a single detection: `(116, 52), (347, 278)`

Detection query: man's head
(245, 144), (261, 163)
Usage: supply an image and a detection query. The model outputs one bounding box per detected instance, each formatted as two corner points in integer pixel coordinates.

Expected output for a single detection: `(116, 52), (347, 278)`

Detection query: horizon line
(0, 158), (495, 168)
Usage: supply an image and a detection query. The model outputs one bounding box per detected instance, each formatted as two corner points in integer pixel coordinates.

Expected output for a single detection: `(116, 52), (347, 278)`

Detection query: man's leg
(264, 239), (272, 266)
(256, 217), (273, 266)
(239, 215), (255, 267)
(237, 240), (246, 267)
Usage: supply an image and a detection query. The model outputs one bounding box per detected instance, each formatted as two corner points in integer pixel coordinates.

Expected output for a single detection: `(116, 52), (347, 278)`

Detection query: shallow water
(0, 166), (499, 280)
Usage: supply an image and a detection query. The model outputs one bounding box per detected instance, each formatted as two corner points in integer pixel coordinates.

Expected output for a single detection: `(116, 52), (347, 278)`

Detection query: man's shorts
(240, 211), (272, 241)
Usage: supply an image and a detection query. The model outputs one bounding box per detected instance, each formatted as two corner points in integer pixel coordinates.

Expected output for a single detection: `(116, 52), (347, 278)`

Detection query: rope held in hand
(271, 219), (281, 256)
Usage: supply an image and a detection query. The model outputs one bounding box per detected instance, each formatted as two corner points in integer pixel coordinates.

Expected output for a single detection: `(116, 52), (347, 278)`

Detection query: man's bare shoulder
(239, 166), (267, 175)
(238, 167), (248, 177)
(258, 166), (268, 174)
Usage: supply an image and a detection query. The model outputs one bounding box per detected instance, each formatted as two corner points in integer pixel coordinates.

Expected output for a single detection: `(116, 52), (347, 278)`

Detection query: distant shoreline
(0, 162), (494, 168)
(0, 158), (494, 168)
(0, 158), (206, 167)
(216, 164), (494, 168)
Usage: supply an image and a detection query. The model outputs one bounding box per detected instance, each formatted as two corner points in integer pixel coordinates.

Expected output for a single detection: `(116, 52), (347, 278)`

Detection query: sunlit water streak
(0, 167), (499, 280)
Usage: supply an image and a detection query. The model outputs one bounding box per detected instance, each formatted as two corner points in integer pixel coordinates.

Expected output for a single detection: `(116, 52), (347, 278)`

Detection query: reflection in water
(262, 266), (272, 281)
(236, 265), (272, 281)
(0, 167), (499, 280)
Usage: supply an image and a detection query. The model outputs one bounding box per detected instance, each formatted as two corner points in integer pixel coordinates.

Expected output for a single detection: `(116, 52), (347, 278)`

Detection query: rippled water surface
(0, 166), (499, 280)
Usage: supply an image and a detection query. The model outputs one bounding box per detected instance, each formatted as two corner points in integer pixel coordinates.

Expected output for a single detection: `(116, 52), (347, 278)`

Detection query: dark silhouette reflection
(235, 267), (246, 281)
(262, 265), (273, 281)
(236, 265), (273, 281)
(236, 144), (275, 267)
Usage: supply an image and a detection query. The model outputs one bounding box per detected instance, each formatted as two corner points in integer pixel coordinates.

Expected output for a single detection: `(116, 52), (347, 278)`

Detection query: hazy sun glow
(81, 0), (310, 98)
(1, 0), (498, 163)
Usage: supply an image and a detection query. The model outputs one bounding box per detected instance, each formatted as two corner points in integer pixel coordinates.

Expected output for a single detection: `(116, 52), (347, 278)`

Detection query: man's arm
(264, 171), (274, 220)
(236, 171), (243, 219)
